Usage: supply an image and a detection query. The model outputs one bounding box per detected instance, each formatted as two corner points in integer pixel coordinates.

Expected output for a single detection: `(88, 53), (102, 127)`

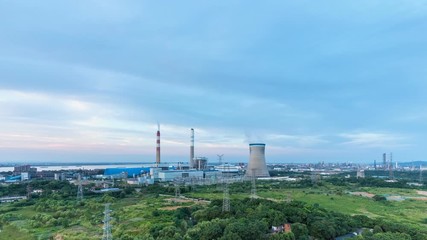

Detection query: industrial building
(103, 167), (150, 178)
(158, 170), (204, 182)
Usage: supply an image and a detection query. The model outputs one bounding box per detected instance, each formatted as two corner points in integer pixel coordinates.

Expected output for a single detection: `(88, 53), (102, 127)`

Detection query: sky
(1, 1), (427, 164)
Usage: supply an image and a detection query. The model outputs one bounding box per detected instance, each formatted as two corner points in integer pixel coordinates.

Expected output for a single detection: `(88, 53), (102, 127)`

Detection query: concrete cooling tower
(245, 143), (270, 178)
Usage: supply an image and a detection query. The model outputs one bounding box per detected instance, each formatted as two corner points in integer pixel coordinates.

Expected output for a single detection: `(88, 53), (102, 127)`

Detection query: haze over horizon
(1, 1), (427, 164)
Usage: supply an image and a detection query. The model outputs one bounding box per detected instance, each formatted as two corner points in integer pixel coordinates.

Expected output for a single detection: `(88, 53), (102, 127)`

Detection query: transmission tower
(217, 154), (224, 165)
(26, 184), (32, 200)
(420, 166), (423, 183)
(102, 203), (113, 240)
(77, 173), (83, 201)
(222, 164), (230, 212)
(389, 153), (394, 180)
(250, 169), (257, 199)
(222, 179), (230, 212)
(285, 192), (292, 203)
(174, 179), (181, 199)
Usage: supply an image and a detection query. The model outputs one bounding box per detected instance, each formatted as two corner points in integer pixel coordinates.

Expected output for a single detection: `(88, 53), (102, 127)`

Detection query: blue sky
(1, 1), (427, 164)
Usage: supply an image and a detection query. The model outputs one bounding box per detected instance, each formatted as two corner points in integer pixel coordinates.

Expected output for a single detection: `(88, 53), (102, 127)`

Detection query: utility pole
(77, 173), (83, 201)
(102, 203), (113, 240)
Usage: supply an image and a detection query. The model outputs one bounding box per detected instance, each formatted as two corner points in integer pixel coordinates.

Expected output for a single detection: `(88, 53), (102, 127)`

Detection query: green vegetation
(0, 176), (426, 239)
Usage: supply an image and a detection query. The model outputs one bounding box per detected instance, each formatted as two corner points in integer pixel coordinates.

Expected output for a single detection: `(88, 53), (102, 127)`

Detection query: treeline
(133, 198), (427, 240)
(0, 180), (76, 198)
(325, 176), (427, 189)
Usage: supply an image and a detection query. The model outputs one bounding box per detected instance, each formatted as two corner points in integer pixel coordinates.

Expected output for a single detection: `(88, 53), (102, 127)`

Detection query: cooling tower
(245, 143), (270, 178)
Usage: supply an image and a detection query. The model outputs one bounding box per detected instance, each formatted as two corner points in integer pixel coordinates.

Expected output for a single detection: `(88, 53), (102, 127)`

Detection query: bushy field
(0, 177), (426, 239)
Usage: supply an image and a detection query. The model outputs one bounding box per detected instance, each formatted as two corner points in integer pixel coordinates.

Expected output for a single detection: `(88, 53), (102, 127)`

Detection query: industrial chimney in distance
(156, 123), (160, 166)
(245, 143), (270, 178)
(190, 128), (195, 168)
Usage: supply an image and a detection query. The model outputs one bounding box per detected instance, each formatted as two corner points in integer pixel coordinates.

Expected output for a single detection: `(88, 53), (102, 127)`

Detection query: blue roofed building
(104, 168), (150, 178)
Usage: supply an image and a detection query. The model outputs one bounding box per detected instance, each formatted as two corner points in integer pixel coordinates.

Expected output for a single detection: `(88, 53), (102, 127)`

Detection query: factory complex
(100, 126), (269, 185)
(0, 126), (270, 187)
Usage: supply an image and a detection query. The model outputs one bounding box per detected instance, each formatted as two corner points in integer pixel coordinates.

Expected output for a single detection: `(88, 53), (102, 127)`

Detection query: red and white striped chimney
(156, 123), (160, 165)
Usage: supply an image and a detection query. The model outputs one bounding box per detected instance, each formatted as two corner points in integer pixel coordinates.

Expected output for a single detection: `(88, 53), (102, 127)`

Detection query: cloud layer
(1, 1), (426, 163)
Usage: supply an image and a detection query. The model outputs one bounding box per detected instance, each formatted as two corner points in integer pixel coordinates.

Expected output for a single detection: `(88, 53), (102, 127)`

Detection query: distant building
(14, 165), (37, 178)
(103, 167), (150, 178)
(271, 223), (292, 234)
(21, 172), (30, 181)
(158, 170), (204, 182)
(193, 157), (208, 170)
(356, 170), (365, 179)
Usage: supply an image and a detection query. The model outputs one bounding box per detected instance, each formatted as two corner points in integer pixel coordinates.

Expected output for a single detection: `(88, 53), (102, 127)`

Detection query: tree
(373, 195), (387, 201)
(269, 232), (295, 240)
(291, 223), (309, 240)
(368, 232), (411, 240)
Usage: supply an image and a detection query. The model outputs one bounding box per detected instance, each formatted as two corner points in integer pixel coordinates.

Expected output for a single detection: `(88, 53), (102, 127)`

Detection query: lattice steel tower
(26, 184), (32, 200)
(217, 154), (224, 165)
(222, 179), (230, 212)
(389, 153), (394, 180)
(250, 169), (257, 199)
(222, 164), (230, 212)
(102, 203), (113, 240)
(420, 166), (423, 183)
(77, 173), (83, 201)
(174, 179), (181, 199)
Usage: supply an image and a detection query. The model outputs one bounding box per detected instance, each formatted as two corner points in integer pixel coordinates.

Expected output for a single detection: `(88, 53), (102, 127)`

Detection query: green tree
(291, 223), (309, 240)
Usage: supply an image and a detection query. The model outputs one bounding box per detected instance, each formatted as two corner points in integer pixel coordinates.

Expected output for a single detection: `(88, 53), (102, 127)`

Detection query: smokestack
(190, 128), (194, 168)
(245, 143), (270, 178)
(156, 123), (160, 166)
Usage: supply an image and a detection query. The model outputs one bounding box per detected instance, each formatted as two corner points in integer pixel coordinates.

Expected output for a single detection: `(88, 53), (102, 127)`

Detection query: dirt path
(417, 190), (427, 196)
(349, 192), (375, 198)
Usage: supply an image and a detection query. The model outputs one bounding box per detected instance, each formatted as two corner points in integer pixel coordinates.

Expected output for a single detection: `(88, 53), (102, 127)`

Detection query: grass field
(1, 182), (426, 239)
(186, 184), (427, 227)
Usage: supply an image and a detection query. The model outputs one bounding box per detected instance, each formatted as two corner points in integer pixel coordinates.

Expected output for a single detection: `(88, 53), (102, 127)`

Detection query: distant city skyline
(1, 1), (427, 163)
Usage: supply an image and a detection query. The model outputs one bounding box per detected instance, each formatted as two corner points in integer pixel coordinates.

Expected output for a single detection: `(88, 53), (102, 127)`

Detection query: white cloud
(266, 134), (328, 147)
(339, 132), (409, 148)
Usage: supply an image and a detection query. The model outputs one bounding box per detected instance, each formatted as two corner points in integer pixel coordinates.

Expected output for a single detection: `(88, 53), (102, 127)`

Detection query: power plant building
(245, 143), (270, 178)
(158, 170), (204, 182)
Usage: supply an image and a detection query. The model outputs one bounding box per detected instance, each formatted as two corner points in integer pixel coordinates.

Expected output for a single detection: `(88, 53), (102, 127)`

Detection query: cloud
(266, 134), (329, 147)
(339, 132), (409, 148)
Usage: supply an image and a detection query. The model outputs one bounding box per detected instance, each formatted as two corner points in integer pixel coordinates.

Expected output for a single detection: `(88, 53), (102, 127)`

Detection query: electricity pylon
(222, 164), (230, 212)
(77, 173), (83, 201)
(250, 169), (257, 199)
(102, 203), (113, 240)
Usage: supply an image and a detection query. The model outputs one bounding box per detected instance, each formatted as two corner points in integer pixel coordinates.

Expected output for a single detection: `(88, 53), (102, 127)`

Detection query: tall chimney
(156, 123), (160, 166)
(190, 128), (195, 168)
